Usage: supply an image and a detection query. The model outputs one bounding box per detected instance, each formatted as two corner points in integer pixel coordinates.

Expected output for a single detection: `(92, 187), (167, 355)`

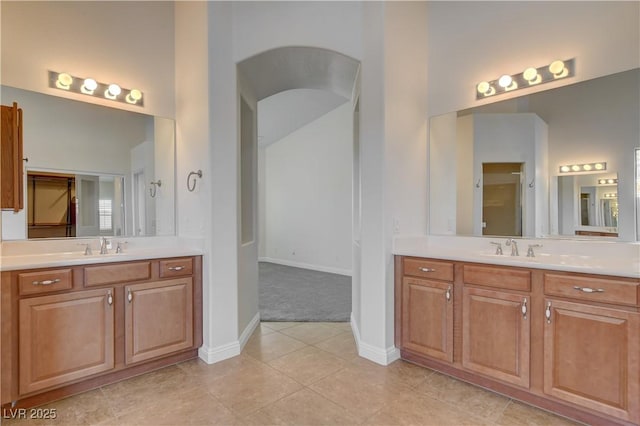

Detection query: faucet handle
(77, 242), (92, 255)
(116, 241), (128, 254)
(490, 242), (503, 255)
(527, 244), (542, 258)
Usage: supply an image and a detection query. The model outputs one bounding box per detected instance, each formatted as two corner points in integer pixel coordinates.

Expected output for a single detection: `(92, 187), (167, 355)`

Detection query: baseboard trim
(239, 312), (261, 351)
(259, 257), (352, 277)
(198, 341), (240, 364)
(350, 313), (401, 366)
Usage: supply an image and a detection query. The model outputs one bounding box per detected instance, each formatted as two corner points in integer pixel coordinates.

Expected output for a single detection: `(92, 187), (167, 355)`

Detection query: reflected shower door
(482, 163), (523, 237)
(75, 175), (100, 237)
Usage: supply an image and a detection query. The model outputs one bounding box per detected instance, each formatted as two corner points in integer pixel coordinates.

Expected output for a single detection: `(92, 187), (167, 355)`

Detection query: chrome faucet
(490, 241), (503, 255)
(505, 238), (519, 256)
(527, 244), (542, 257)
(100, 237), (109, 255)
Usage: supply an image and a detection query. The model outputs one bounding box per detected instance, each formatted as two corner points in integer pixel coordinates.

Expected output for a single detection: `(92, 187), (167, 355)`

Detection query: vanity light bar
(48, 71), (144, 107)
(558, 162), (606, 174)
(476, 58), (575, 100)
(598, 178), (618, 185)
(603, 193), (617, 198)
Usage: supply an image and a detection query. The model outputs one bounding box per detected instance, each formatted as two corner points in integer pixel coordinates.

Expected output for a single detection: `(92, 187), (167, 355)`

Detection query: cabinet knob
(127, 290), (133, 303)
(107, 290), (113, 306)
(445, 286), (452, 302)
(521, 298), (527, 320)
(545, 301), (552, 324)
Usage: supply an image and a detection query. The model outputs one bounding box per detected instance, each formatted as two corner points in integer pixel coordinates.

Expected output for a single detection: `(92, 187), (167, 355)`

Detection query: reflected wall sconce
(49, 71), (144, 107)
(476, 58), (575, 100)
(598, 178), (618, 185)
(558, 162), (606, 174)
(603, 193), (617, 198)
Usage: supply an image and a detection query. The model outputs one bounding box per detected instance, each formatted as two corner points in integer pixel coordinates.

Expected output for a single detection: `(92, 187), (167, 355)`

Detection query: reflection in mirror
(0, 85), (175, 240)
(428, 68), (639, 241)
(556, 174), (618, 237)
(482, 163), (523, 237)
(27, 171), (125, 239)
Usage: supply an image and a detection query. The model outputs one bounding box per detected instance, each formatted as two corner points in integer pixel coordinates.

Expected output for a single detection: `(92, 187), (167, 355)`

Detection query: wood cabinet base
(1, 349), (197, 412)
(401, 349), (635, 426)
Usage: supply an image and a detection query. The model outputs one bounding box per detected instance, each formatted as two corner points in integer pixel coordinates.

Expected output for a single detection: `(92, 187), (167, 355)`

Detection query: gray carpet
(259, 262), (351, 322)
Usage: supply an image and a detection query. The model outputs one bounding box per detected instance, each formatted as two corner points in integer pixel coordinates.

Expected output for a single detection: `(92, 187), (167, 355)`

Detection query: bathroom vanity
(0, 249), (202, 409)
(394, 237), (640, 426)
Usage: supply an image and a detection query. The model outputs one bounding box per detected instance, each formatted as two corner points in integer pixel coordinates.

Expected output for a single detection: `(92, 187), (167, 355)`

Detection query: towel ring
(149, 180), (162, 198)
(187, 170), (203, 192)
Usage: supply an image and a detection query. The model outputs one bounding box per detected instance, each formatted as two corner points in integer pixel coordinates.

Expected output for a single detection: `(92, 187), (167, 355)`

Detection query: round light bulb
(83, 78), (98, 91)
(477, 81), (490, 94)
(549, 60), (565, 76)
(607, 179), (614, 184)
(107, 84), (121, 97)
(129, 89), (142, 100)
(523, 67), (538, 82)
(571, 165), (581, 172)
(582, 164), (592, 171)
(594, 163), (604, 170)
(560, 165), (570, 173)
(498, 75), (513, 88)
(57, 73), (73, 86)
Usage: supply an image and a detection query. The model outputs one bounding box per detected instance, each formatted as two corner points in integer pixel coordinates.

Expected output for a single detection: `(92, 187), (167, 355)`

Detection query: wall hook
(187, 170), (203, 192)
(475, 179), (481, 188)
(149, 180), (162, 198)
(528, 179), (535, 188)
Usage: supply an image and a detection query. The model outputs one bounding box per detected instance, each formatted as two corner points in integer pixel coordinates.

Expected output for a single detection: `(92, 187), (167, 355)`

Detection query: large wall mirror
(1, 85), (176, 240)
(429, 68), (639, 241)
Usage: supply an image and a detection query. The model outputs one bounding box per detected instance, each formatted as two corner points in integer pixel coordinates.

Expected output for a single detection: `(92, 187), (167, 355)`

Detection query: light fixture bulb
(81, 78), (98, 94)
(594, 163), (604, 170)
(107, 84), (122, 98)
(582, 164), (592, 171)
(523, 67), (538, 81)
(549, 60), (568, 78)
(571, 165), (581, 172)
(498, 75), (513, 88)
(56, 73), (73, 90)
(129, 89), (142, 100)
(477, 81), (490, 94)
(560, 165), (570, 173)
(607, 179), (614, 184)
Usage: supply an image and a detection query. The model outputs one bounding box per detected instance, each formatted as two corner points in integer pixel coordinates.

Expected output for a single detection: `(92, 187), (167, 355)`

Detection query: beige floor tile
(278, 323), (345, 345)
(267, 346), (348, 385)
(313, 331), (358, 361)
(177, 354), (263, 381)
(243, 331), (307, 362)
(261, 322), (300, 331)
(101, 365), (204, 417)
(365, 391), (491, 426)
(414, 371), (510, 421)
(316, 322), (352, 332)
(496, 400), (583, 426)
(347, 357), (433, 389)
(111, 387), (240, 425)
(204, 362), (303, 417)
(309, 365), (409, 422)
(242, 388), (360, 426)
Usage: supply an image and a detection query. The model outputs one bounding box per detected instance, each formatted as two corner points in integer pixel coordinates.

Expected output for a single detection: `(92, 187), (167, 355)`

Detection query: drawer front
(403, 258), (454, 281)
(463, 264), (531, 292)
(84, 262), (151, 287)
(18, 269), (73, 295)
(159, 258), (194, 278)
(544, 273), (638, 307)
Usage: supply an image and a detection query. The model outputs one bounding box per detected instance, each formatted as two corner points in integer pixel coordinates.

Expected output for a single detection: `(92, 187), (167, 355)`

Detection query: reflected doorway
(482, 162), (523, 237)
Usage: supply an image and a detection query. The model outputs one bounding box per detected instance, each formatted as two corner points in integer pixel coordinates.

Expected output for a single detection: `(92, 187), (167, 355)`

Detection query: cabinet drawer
(84, 261), (151, 287)
(159, 258), (193, 278)
(544, 273), (639, 307)
(463, 264), (531, 292)
(18, 269), (73, 295)
(403, 258), (453, 281)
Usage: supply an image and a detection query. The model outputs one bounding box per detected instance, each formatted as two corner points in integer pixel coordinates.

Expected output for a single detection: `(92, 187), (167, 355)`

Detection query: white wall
(261, 102), (352, 275)
(0, 1), (175, 118)
(1, 86), (150, 240)
(153, 117), (176, 236)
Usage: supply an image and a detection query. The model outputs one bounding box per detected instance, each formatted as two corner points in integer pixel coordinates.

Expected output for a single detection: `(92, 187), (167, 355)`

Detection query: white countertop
(393, 235), (640, 279)
(0, 237), (204, 271)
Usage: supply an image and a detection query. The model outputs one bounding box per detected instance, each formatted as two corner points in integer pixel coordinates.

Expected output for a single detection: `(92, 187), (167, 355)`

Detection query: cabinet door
(19, 288), (115, 395)
(125, 278), (193, 365)
(401, 277), (453, 362)
(543, 299), (640, 423)
(462, 287), (530, 388)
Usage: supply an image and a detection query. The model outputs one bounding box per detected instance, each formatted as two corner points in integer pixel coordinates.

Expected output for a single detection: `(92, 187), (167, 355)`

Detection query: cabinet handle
(445, 286), (452, 302)
(168, 266), (184, 271)
(107, 290), (113, 306)
(418, 267), (435, 273)
(545, 301), (552, 324)
(573, 286), (604, 294)
(521, 298), (527, 320)
(127, 289), (133, 303)
(32, 278), (61, 286)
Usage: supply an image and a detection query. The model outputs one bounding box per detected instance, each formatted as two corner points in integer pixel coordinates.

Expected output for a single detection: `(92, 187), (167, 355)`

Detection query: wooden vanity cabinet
(1, 256), (202, 409)
(1, 102), (24, 211)
(395, 255), (640, 426)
